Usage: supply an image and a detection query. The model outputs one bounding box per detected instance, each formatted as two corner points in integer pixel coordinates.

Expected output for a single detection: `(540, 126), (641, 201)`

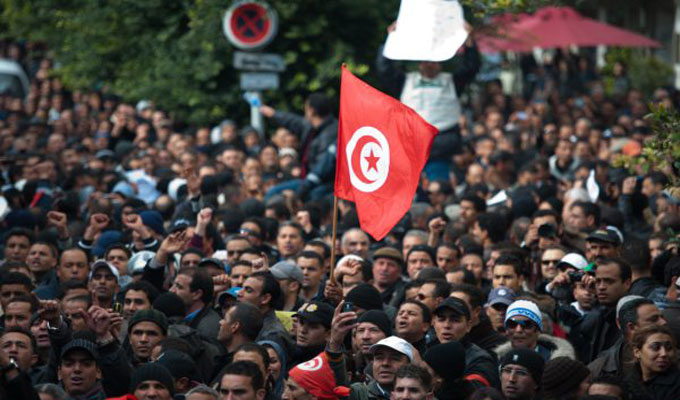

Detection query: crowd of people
(0, 21), (679, 400)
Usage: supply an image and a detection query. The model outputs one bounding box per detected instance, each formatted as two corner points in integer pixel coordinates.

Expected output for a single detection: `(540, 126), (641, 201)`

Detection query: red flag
(335, 66), (438, 240)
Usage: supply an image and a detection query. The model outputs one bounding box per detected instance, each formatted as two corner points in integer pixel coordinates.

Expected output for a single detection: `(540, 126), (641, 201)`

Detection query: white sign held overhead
(383, 0), (468, 62)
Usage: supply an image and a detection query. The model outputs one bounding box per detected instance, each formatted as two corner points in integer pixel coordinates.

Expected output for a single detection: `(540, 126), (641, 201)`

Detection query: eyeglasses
(501, 367), (529, 377)
(541, 259), (560, 266)
(506, 319), (537, 331)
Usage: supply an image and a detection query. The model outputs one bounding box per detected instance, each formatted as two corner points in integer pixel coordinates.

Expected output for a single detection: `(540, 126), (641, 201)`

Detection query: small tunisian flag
(335, 66), (438, 240)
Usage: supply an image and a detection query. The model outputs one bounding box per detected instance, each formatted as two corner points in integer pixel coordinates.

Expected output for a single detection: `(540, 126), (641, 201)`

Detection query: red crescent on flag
(351, 135), (380, 184)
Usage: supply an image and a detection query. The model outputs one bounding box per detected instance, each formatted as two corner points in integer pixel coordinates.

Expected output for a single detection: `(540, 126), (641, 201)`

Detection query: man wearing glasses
(499, 348), (545, 400)
(493, 300), (575, 362)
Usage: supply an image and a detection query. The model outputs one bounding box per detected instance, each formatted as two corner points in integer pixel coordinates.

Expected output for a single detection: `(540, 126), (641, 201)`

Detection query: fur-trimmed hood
(493, 333), (576, 360)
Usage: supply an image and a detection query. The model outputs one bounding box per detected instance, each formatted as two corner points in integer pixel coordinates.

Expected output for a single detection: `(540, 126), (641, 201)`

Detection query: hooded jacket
(493, 333), (576, 362)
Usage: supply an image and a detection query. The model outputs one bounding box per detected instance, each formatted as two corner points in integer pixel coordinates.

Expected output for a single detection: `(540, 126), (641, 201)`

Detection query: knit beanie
(153, 292), (187, 320)
(542, 357), (590, 398)
(130, 363), (175, 396)
(499, 349), (545, 386)
(357, 310), (392, 336)
(505, 300), (544, 331)
(423, 342), (466, 381)
(140, 210), (166, 236)
(155, 350), (197, 381)
(128, 309), (169, 335)
(345, 284), (383, 311)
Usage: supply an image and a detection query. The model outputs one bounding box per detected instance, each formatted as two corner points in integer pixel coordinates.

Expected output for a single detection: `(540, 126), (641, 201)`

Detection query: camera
(538, 223), (557, 238)
(567, 271), (585, 284)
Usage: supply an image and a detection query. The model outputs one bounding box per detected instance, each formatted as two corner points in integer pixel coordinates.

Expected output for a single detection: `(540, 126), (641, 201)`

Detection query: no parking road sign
(223, 1), (278, 50)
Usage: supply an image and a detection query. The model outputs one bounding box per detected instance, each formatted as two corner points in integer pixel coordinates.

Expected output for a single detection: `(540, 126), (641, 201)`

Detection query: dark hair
(589, 375), (626, 399)
(494, 254), (525, 277)
(469, 387), (505, 400)
(235, 343), (271, 369)
(531, 209), (561, 225)
(395, 364), (433, 391)
(449, 283), (484, 309)
(422, 279), (451, 299)
(249, 271), (282, 310)
(66, 295), (92, 309)
(158, 337), (193, 355)
(597, 257), (632, 282)
(646, 172), (668, 187)
(60, 279), (88, 299)
(1, 326), (37, 353)
(306, 239), (331, 259)
(571, 201), (600, 226)
(296, 251), (324, 268)
(278, 221), (304, 238)
(228, 302), (264, 341)
(450, 267), (476, 285)
(477, 213), (507, 243)
(400, 300), (432, 324)
(104, 243), (131, 259)
(189, 270), (214, 305)
(460, 194), (487, 213)
(0, 271), (33, 290)
(622, 240), (650, 273)
(618, 298), (654, 335)
(8, 294), (38, 312)
(33, 241), (59, 259)
(219, 360), (264, 391)
(3, 228), (34, 245)
(306, 92), (332, 118)
(59, 247), (87, 263)
(231, 259), (253, 269)
(407, 245), (436, 264)
(124, 281), (160, 304)
(182, 248), (204, 259)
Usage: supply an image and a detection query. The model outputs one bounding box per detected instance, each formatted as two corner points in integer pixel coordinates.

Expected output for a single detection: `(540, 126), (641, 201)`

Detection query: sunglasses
(541, 259), (560, 266)
(506, 319), (537, 330)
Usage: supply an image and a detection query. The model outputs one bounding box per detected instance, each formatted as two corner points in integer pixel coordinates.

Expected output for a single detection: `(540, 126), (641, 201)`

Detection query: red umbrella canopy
(478, 6), (661, 52)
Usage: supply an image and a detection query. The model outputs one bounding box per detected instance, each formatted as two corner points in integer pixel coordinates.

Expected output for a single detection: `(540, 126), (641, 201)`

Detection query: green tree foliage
(1, 0), (551, 125)
(615, 104), (680, 195)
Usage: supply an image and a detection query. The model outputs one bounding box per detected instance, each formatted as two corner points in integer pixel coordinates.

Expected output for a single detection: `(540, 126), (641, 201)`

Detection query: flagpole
(329, 194), (339, 285)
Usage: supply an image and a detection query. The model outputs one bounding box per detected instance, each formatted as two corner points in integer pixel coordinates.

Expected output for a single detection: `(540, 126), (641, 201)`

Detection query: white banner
(383, 0), (468, 62)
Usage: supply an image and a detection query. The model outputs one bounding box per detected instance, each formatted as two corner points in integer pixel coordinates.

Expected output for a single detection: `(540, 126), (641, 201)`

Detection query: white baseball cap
(370, 336), (414, 362)
(557, 253), (588, 271)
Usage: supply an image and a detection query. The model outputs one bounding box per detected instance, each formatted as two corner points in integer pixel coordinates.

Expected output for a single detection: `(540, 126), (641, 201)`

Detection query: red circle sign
(223, 1), (278, 50)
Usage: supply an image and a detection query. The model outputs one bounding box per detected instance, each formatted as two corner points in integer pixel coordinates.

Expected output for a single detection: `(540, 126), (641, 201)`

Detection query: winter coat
(493, 333), (576, 362)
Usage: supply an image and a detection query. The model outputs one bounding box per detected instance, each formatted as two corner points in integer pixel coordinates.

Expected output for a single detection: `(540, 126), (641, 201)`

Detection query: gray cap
(270, 261), (304, 283)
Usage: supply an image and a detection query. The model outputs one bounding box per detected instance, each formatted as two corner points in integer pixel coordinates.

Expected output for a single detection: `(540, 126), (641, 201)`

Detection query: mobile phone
(342, 302), (356, 326)
(342, 301), (354, 313)
(113, 302), (123, 313)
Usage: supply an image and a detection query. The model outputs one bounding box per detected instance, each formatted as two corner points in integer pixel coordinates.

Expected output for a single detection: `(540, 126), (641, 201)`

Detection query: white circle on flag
(346, 126), (390, 193)
(297, 355), (324, 371)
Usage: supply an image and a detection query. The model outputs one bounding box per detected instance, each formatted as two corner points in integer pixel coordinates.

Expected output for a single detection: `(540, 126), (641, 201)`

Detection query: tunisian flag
(335, 66), (438, 240)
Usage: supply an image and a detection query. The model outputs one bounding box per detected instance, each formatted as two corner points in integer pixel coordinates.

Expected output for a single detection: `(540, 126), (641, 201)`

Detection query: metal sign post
(223, 0), (282, 136)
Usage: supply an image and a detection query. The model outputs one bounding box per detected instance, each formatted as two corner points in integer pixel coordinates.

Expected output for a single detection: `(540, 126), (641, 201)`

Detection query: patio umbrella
(477, 6), (661, 52)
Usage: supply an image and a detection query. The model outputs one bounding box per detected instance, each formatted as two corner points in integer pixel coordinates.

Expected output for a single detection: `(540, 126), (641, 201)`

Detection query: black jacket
(629, 277), (664, 298)
(569, 306), (621, 363)
(468, 317), (508, 356)
(270, 111), (338, 186)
